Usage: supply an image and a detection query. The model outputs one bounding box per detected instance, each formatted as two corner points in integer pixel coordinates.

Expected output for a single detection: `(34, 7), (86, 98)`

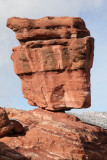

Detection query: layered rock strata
(7, 16), (94, 111)
(4, 17), (107, 160)
(0, 108), (106, 160)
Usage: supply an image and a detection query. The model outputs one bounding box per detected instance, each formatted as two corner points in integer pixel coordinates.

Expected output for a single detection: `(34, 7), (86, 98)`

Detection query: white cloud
(80, 0), (103, 8)
(0, 0), (105, 67)
(0, 0), (105, 19)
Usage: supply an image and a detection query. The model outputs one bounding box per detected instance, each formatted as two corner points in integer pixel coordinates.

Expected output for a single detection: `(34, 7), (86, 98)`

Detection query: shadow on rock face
(7, 125), (29, 138)
(0, 142), (30, 160)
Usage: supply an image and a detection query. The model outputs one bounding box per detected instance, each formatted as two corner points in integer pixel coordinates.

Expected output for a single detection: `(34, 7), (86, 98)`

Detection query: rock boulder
(0, 107), (24, 137)
(7, 16), (94, 111)
(0, 107), (13, 137)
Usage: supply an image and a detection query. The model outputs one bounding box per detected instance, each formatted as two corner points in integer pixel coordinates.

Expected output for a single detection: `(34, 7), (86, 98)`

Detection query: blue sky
(0, 0), (107, 112)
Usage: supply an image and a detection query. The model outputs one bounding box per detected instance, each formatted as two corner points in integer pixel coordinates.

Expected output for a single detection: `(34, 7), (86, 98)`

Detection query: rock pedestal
(7, 16), (94, 111)
(0, 108), (106, 160)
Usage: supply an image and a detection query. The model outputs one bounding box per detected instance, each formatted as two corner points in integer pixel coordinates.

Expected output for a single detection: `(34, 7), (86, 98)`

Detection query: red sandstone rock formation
(0, 107), (13, 137)
(0, 107), (24, 137)
(2, 17), (106, 160)
(0, 108), (106, 160)
(7, 16), (90, 43)
(7, 16), (94, 111)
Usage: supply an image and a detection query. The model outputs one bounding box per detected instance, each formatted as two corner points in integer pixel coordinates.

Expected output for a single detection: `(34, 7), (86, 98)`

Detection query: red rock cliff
(7, 16), (94, 111)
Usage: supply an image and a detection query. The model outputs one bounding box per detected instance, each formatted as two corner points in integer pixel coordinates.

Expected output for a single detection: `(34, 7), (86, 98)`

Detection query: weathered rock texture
(7, 17), (94, 111)
(0, 107), (13, 137)
(0, 108), (106, 160)
(0, 107), (24, 137)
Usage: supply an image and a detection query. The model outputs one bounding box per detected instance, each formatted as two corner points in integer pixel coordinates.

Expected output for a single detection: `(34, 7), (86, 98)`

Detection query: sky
(0, 0), (107, 112)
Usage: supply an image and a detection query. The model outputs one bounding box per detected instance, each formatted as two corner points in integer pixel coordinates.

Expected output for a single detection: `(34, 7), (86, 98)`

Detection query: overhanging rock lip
(7, 16), (90, 43)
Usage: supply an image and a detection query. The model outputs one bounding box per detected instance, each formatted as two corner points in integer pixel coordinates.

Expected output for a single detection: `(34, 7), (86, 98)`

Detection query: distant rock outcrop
(0, 108), (106, 160)
(72, 111), (107, 129)
(7, 16), (94, 111)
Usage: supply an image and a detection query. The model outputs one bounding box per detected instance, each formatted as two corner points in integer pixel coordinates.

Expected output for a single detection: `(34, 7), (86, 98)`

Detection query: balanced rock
(7, 17), (94, 111)
(0, 108), (106, 160)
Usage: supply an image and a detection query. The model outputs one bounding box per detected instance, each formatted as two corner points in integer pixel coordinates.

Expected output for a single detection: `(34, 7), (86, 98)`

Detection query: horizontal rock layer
(11, 37), (94, 74)
(7, 16), (90, 43)
(7, 16), (94, 111)
(0, 108), (106, 160)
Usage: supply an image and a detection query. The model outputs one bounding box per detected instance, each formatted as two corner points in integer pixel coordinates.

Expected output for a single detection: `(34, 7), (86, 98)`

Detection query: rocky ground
(0, 108), (107, 160)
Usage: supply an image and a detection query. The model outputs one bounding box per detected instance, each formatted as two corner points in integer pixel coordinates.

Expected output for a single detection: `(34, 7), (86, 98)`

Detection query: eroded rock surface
(7, 16), (90, 43)
(0, 107), (24, 137)
(7, 16), (94, 111)
(0, 107), (13, 137)
(0, 108), (106, 160)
